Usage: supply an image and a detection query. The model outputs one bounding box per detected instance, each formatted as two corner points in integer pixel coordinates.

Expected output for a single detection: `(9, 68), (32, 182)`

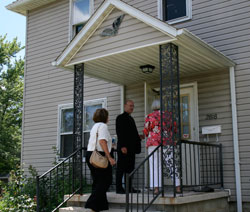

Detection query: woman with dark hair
(85, 108), (116, 212)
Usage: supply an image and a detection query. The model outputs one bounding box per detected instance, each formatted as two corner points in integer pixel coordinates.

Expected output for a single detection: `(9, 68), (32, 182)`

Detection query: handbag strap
(94, 124), (101, 151)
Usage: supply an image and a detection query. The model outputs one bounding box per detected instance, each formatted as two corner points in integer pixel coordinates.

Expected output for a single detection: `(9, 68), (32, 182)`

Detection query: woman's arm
(99, 139), (116, 166)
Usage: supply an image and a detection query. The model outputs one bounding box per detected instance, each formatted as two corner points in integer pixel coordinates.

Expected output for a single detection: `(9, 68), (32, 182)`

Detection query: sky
(0, 0), (26, 58)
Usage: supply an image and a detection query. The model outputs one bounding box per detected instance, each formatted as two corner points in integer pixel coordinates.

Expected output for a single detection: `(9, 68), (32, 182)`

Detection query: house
(6, 0), (250, 211)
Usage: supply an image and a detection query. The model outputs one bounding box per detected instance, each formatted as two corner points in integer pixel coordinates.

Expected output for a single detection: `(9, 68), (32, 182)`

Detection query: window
(159, 0), (192, 24)
(180, 94), (190, 140)
(71, 0), (93, 36)
(58, 104), (74, 158)
(58, 98), (107, 159)
(83, 99), (107, 149)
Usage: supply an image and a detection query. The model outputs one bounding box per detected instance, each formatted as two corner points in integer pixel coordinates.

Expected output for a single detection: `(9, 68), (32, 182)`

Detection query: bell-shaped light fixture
(140, 64), (155, 74)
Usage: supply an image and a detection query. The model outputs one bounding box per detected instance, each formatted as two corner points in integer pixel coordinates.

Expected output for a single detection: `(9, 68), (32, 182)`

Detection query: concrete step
(61, 191), (229, 212)
(59, 206), (162, 212)
(59, 207), (125, 212)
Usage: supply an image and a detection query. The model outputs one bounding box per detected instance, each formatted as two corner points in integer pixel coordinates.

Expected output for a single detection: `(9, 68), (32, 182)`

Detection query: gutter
(229, 66), (242, 212)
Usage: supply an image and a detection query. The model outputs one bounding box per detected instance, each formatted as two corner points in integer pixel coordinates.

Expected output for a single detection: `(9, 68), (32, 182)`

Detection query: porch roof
(6, 0), (57, 16)
(49, 0), (236, 86)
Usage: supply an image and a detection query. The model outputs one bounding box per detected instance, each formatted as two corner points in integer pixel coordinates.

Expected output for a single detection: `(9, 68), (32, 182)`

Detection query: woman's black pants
(85, 151), (112, 211)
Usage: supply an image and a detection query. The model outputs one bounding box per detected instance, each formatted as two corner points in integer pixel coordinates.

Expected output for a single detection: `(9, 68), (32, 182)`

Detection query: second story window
(72, 0), (93, 36)
(160, 0), (192, 24)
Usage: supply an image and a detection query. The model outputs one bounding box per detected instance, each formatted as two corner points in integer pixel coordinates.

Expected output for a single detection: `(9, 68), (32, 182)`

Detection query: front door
(144, 82), (199, 141)
(144, 82), (199, 187)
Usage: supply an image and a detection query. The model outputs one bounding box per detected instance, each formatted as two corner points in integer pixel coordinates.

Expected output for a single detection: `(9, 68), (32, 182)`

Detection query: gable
(68, 8), (174, 65)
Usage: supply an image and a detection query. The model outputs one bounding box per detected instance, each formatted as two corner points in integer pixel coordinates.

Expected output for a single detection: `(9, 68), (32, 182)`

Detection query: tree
(0, 35), (24, 175)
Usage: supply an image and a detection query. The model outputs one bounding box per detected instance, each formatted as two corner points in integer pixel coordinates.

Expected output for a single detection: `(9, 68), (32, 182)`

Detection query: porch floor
(60, 190), (230, 212)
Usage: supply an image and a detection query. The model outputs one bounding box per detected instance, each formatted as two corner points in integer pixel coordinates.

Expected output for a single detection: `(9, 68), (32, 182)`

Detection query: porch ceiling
(64, 29), (235, 86)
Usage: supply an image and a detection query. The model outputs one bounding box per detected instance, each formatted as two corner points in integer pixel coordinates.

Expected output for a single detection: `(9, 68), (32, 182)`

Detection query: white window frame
(158, 0), (192, 25)
(57, 103), (73, 160)
(83, 98), (107, 136)
(57, 98), (107, 160)
(69, 0), (94, 40)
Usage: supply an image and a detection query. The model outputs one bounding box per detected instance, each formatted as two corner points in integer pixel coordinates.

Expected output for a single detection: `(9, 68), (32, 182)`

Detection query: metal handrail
(130, 145), (162, 177)
(36, 147), (84, 212)
(178, 140), (223, 189)
(39, 147), (85, 178)
(126, 140), (224, 212)
(126, 144), (163, 212)
(180, 139), (222, 147)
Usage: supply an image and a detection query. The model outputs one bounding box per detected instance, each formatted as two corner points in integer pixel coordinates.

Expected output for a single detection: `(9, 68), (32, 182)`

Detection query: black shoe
(129, 188), (141, 193)
(116, 188), (125, 194)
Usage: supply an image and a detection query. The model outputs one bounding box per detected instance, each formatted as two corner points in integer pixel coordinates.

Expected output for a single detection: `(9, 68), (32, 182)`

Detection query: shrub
(0, 167), (36, 212)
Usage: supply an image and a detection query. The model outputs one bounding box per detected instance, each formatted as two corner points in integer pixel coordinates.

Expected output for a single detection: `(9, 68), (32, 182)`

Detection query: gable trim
(54, 0), (177, 67)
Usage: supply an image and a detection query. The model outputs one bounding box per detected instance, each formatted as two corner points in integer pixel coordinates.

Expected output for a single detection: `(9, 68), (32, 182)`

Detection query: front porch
(36, 139), (226, 212)
(60, 190), (230, 212)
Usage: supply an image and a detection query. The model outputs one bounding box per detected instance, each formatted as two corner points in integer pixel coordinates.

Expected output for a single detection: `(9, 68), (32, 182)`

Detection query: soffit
(6, 0), (56, 16)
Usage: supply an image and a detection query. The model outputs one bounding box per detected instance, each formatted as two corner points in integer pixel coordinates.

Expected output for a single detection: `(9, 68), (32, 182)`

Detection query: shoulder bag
(90, 124), (109, 169)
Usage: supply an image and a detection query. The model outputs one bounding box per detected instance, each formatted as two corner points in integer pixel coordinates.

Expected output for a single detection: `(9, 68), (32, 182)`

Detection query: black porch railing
(36, 147), (85, 212)
(36, 140), (223, 212)
(126, 144), (163, 212)
(180, 140), (223, 189)
(36, 147), (118, 212)
(125, 140), (223, 212)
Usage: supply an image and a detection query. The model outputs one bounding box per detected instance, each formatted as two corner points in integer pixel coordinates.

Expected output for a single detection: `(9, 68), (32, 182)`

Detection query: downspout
(229, 66), (242, 212)
(21, 11), (28, 170)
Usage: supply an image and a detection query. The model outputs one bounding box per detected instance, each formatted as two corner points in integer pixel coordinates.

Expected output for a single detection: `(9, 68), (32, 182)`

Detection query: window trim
(69, 0), (94, 39)
(57, 103), (73, 160)
(180, 94), (191, 140)
(57, 98), (107, 160)
(158, 0), (192, 24)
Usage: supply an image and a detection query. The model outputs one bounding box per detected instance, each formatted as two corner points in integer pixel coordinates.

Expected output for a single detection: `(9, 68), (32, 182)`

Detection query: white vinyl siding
(23, 0), (120, 174)
(174, 0), (250, 202)
(70, 8), (172, 64)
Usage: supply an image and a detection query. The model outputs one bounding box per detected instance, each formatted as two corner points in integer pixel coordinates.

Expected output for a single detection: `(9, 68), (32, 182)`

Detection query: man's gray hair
(151, 99), (160, 110)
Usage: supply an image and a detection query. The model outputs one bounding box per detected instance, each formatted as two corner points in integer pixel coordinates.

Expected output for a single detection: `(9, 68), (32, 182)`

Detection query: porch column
(159, 43), (181, 196)
(73, 63), (84, 193)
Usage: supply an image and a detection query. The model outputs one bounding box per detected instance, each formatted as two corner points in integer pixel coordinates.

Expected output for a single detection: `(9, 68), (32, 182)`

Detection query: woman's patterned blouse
(143, 110), (177, 147)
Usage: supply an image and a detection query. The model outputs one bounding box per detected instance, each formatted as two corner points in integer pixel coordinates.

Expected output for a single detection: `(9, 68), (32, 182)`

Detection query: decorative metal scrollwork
(73, 64), (84, 151)
(73, 64), (84, 191)
(160, 43), (181, 181)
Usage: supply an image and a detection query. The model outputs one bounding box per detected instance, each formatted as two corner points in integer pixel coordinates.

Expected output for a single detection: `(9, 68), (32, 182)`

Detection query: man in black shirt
(116, 100), (142, 194)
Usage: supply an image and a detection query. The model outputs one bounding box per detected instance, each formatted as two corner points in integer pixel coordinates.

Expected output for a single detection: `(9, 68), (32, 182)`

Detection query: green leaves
(0, 35), (24, 175)
(0, 168), (36, 212)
